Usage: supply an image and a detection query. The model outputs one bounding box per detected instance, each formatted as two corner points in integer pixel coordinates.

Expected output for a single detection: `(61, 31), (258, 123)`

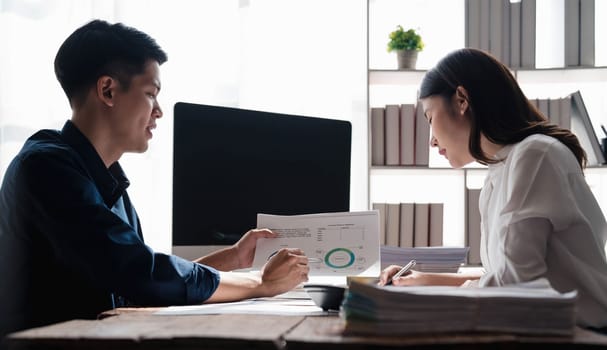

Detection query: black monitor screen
(172, 102), (351, 246)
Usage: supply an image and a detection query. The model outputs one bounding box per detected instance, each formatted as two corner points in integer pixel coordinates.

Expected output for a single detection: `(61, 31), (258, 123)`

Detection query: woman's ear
(455, 86), (469, 116)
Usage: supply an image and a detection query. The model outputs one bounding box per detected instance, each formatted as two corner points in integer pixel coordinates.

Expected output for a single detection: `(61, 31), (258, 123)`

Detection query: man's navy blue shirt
(0, 121), (220, 337)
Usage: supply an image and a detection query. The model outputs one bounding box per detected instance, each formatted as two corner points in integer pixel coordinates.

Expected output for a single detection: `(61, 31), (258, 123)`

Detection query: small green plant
(387, 25), (424, 52)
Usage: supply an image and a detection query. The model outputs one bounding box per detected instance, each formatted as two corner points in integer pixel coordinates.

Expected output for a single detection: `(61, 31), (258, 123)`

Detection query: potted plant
(387, 25), (424, 70)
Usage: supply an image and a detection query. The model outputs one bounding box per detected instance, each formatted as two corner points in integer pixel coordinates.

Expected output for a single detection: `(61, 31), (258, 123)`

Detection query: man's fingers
(250, 228), (276, 238)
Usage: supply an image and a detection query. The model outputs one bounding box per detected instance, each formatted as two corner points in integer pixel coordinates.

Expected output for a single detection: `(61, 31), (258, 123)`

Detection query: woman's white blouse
(478, 134), (607, 328)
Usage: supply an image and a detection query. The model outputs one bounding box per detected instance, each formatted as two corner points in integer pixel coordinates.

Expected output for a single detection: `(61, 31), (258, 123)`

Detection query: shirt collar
(494, 143), (513, 160)
(487, 143), (513, 170)
(61, 120), (130, 207)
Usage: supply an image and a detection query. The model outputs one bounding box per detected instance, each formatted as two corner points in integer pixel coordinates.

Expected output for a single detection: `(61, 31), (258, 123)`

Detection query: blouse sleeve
(480, 139), (579, 287)
(479, 217), (550, 286)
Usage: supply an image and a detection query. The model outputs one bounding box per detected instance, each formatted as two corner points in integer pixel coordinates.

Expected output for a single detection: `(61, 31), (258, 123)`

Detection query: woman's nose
(430, 135), (438, 147)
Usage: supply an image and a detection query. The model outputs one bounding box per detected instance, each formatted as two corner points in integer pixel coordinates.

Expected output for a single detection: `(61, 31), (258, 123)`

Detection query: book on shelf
(399, 104), (415, 166)
(342, 278), (577, 337)
(467, 188), (482, 265)
(370, 107), (385, 166)
(509, 0), (521, 67)
(500, 0), (511, 67)
(372, 203), (387, 245)
(564, 0), (580, 67)
(537, 98), (549, 120)
(384, 104), (400, 166)
(399, 203), (415, 248)
(413, 203), (429, 247)
(465, 0), (481, 50)
(559, 95), (572, 130)
(520, 0), (536, 68)
(549, 97), (561, 127)
(385, 203), (400, 247)
(569, 90), (605, 165)
(489, 0), (509, 64)
(429, 203), (444, 247)
(579, 0), (595, 66)
(478, 0), (490, 53)
(414, 102), (430, 166)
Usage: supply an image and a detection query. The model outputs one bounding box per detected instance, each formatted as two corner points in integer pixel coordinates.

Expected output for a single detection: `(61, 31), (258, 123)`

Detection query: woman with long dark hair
(380, 48), (607, 330)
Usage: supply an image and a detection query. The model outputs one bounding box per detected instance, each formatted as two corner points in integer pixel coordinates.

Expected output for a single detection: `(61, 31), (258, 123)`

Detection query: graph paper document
(252, 211), (381, 281)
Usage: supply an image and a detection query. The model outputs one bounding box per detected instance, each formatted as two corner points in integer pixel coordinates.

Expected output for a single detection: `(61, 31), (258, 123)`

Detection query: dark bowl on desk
(303, 284), (346, 311)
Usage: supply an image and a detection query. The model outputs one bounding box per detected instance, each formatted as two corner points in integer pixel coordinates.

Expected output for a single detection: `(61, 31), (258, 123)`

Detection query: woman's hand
(379, 265), (481, 287)
(378, 264), (430, 286)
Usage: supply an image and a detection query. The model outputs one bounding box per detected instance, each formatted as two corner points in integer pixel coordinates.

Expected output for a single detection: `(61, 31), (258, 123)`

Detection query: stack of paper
(342, 278), (577, 336)
(381, 246), (469, 272)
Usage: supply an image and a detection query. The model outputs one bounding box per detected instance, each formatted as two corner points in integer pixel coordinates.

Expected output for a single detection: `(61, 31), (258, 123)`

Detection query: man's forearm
(204, 271), (266, 303)
(194, 246), (240, 271)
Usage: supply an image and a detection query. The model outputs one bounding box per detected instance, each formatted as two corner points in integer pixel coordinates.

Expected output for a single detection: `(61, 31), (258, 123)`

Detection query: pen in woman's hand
(386, 260), (416, 285)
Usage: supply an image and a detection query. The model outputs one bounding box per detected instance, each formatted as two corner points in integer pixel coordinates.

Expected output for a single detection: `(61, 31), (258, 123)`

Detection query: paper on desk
(252, 211), (380, 280)
(154, 298), (329, 316)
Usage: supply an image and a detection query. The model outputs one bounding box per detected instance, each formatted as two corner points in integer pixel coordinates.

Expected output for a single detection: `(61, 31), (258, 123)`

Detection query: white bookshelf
(367, 0), (607, 250)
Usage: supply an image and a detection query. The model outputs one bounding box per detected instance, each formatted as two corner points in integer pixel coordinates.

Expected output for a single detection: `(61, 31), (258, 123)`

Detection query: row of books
(466, 0), (536, 68)
(540, 90), (605, 165)
(532, 96), (571, 129)
(373, 202), (443, 249)
(342, 278), (577, 336)
(466, 0), (595, 68)
(371, 91), (602, 167)
(371, 189), (501, 268)
(370, 103), (429, 167)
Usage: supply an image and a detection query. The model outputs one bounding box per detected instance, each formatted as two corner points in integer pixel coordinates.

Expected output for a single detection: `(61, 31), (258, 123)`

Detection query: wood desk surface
(6, 308), (607, 350)
(6, 312), (303, 350)
(285, 317), (607, 349)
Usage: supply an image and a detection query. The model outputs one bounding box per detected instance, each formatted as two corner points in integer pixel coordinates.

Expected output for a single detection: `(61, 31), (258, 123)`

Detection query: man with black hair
(0, 19), (310, 339)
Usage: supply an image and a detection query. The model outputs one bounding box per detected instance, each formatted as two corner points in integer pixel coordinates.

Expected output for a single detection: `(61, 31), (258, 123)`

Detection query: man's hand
(194, 228), (276, 271)
(233, 228), (276, 269)
(260, 248), (309, 295)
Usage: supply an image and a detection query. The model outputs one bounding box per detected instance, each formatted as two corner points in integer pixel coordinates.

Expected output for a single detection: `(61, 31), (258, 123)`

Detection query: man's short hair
(54, 19), (168, 105)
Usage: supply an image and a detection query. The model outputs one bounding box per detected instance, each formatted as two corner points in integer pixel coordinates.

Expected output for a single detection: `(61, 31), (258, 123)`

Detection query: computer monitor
(172, 102), (352, 259)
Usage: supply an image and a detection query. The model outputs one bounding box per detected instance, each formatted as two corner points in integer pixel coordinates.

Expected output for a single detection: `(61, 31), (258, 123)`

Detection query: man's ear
(454, 86), (469, 116)
(97, 76), (116, 107)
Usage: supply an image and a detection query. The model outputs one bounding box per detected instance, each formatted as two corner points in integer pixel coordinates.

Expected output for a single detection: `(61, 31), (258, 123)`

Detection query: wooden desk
(5, 312), (302, 350)
(286, 317), (607, 349)
(6, 308), (607, 350)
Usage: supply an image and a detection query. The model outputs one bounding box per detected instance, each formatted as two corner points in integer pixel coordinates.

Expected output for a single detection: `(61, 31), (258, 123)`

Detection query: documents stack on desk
(341, 278), (577, 336)
(380, 246), (469, 272)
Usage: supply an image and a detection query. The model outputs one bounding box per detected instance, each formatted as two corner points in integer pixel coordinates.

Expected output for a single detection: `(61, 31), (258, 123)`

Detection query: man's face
(109, 60), (162, 153)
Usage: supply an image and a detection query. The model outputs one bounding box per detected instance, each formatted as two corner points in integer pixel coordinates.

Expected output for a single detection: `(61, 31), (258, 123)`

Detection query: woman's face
(421, 93), (475, 168)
